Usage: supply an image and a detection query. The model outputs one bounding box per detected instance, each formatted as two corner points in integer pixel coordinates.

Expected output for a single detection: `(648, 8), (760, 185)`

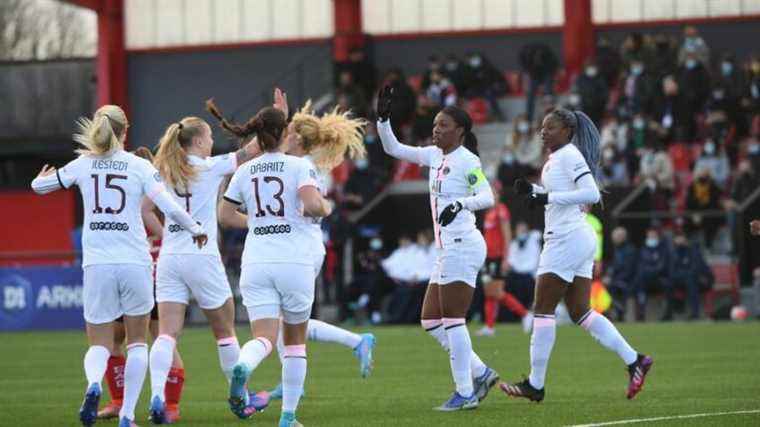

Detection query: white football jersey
(224, 152), (319, 265)
(302, 155), (327, 258)
(540, 143), (592, 238)
(160, 153), (237, 256)
(401, 145), (487, 248)
(56, 150), (165, 267)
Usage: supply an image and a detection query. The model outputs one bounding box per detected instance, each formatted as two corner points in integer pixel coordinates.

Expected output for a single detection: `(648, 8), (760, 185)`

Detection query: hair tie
(177, 122), (184, 130)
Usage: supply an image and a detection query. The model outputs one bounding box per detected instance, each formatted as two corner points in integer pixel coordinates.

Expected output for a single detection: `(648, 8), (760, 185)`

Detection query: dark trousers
(667, 271), (701, 318)
(632, 270), (669, 320)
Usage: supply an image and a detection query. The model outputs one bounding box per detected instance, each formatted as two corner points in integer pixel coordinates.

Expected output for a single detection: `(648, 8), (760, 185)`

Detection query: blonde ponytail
(291, 102), (367, 172)
(73, 105), (128, 156)
(153, 117), (206, 191)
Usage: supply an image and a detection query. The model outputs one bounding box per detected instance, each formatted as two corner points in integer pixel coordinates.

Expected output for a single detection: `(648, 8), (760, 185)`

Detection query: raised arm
(376, 86), (434, 166)
(31, 165), (63, 194)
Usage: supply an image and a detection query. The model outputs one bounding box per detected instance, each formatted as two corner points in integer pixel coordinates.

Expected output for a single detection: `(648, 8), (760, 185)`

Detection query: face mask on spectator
(365, 134), (376, 144)
(369, 238), (383, 251)
(469, 56), (482, 68)
(721, 62), (733, 76)
(502, 152), (515, 164)
(704, 142), (715, 155)
(633, 118), (646, 130)
(685, 59), (697, 69)
(749, 142), (760, 155)
(569, 93), (581, 107)
(355, 158), (368, 170)
(517, 121), (530, 134)
(446, 61), (458, 70)
(713, 89), (725, 100)
(585, 66), (598, 77)
(752, 62), (760, 74)
(645, 237), (659, 248)
(603, 148), (615, 161)
(631, 64), (643, 75)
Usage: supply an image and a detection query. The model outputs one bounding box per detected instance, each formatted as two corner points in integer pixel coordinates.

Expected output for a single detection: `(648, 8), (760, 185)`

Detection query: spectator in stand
(604, 227), (638, 321)
(649, 33), (679, 80)
(411, 94), (439, 146)
(693, 139), (730, 189)
(336, 70), (368, 118)
(632, 227), (671, 321)
(507, 113), (543, 174)
(685, 166), (723, 248)
(363, 123), (392, 185)
(620, 32), (653, 69)
(505, 221), (541, 329)
(678, 51), (711, 140)
(343, 158), (378, 211)
(345, 237), (389, 324)
(639, 137), (675, 203)
(725, 158), (760, 251)
(497, 146), (521, 189)
(653, 75), (692, 143)
(425, 70), (457, 109)
(600, 114), (629, 153)
(677, 26), (710, 66)
(421, 55), (442, 91)
(717, 54), (747, 107)
(620, 59), (655, 116)
(462, 51), (508, 121)
(595, 36), (622, 88)
(382, 233), (432, 323)
(599, 146), (629, 188)
(574, 59), (609, 126)
(747, 56), (760, 113)
(665, 230), (713, 321)
(442, 53), (467, 94)
(519, 42), (559, 122)
(706, 84), (738, 146)
(344, 47), (376, 100)
(379, 68), (417, 136)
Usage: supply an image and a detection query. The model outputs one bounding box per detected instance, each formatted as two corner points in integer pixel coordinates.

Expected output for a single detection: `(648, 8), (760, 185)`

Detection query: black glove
(438, 201), (463, 227)
(513, 178), (533, 196)
(376, 85), (393, 122)
(526, 192), (549, 209)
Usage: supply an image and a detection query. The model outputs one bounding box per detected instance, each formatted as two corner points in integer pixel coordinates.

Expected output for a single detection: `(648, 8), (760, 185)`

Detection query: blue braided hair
(549, 108), (603, 192)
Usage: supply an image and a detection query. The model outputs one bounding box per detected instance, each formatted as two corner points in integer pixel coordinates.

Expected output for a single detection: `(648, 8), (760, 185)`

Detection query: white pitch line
(565, 409), (760, 427)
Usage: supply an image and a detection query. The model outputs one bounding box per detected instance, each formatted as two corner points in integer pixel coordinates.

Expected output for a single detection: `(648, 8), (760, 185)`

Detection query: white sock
(276, 329), (286, 364)
(529, 314), (556, 390)
(239, 337), (273, 372)
(443, 318), (474, 397)
(578, 310), (638, 365)
(83, 345), (110, 388)
(307, 319), (362, 349)
(422, 319), (487, 378)
(282, 345), (307, 413)
(119, 343), (149, 421)
(217, 336), (240, 383)
(149, 335), (175, 401)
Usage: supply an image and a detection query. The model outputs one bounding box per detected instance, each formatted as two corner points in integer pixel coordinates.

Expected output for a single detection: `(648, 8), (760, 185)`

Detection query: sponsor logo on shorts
(253, 224), (292, 236)
(89, 221), (130, 231)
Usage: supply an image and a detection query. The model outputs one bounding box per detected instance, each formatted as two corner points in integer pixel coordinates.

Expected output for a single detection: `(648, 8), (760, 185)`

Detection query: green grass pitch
(1, 322), (759, 426)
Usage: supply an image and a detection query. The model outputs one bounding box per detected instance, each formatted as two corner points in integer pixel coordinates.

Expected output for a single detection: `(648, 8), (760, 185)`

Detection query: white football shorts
(240, 262), (315, 324)
(430, 230), (487, 287)
(82, 264), (154, 324)
(537, 223), (596, 283)
(155, 254), (233, 310)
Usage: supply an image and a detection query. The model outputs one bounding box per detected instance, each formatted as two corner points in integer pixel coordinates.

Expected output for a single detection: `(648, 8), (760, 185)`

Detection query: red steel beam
(563, 0), (595, 80)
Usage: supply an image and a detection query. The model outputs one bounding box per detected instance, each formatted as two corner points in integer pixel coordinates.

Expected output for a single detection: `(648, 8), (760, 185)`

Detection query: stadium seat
(466, 98), (490, 124)
(668, 143), (692, 173)
(504, 71), (523, 95)
(554, 69), (570, 94)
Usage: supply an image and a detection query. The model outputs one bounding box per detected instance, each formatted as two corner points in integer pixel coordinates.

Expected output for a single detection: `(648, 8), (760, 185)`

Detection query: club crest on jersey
(443, 166), (450, 175)
(153, 172), (162, 182)
(309, 169), (317, 179)
(467, 173), (478, 185)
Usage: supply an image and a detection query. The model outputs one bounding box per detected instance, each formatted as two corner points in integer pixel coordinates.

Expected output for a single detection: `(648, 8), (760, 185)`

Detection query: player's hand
(513, 178), (533, 196)
(37, 164), (56, 178)
(193, 233), (208, 249)
(525, 192), (548, 209)
(273, 87), (289, 118)
(438, 201), (463, 227)
(376, 85), (393, 122)
(750, 220), (760, 236)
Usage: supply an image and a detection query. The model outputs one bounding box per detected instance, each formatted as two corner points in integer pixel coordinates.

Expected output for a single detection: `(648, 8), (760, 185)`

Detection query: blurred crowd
(217, 26), (760, 324)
